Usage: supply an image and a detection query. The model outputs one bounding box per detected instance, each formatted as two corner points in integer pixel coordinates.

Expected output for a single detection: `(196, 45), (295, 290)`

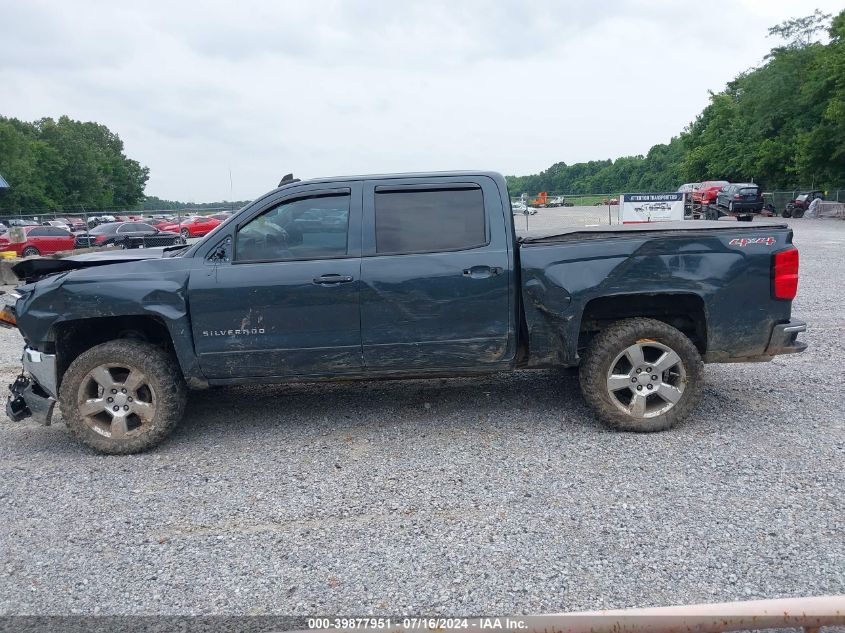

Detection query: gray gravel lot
(0, 213), (843, 615)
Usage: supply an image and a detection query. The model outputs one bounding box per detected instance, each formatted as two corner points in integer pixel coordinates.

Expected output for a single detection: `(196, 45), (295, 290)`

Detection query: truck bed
(519, 220), (789, 244)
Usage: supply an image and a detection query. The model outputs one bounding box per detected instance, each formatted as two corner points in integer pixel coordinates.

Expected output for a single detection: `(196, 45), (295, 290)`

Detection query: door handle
(462, 265), (503, 279)
(313, 274), (354, 285)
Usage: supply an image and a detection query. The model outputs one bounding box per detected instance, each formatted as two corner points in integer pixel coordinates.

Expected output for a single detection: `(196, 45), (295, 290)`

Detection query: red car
(691, 180), (729, 205)
(159, 215), (221, 239)
(0, 225), (76, 257)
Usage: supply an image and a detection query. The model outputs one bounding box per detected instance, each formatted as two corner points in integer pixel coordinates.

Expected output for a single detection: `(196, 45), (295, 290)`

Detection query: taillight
(773, 248), (799, 300)
(734, 194), (741, 199)
(95, 235), (108, 244)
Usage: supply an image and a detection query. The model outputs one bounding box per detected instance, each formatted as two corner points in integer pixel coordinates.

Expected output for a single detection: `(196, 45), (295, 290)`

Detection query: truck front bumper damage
(5, 348), (57, 425)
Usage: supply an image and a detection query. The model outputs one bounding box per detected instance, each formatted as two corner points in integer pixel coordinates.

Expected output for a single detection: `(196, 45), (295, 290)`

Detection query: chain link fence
(0, 206), (235, 232)
(4, 187), (844, 235)
(762, 189), (845, 212)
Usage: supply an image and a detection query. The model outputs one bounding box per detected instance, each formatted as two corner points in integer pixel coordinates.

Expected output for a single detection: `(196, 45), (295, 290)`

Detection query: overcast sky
(0, 0), (840, 201)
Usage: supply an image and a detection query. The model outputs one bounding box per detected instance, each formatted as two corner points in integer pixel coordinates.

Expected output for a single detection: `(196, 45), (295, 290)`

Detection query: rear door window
(374, 187), (486, 254)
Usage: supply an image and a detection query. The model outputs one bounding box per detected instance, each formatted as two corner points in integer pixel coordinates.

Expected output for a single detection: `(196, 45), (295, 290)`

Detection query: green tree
(507, 9), (845, 197)
(0, 116), (149, 212)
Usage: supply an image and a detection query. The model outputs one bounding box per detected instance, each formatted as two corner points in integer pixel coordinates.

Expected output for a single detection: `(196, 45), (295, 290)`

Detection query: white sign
(620, 192), (685, 224)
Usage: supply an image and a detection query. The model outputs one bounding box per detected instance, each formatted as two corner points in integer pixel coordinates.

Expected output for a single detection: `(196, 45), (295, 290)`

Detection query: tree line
(0, 116), (149, 212)
(141, 196), (252, 211)
(506, 10), (845, 196)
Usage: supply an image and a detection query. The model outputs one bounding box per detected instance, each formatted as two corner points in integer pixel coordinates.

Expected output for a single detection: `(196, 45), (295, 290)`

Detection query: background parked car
(715, 183), (764, 220)
(8, 219), (39, 227)
(783, 190), (824, 218)
(41, 219), (72, 230)
(65, 217), (88, 231)
(159, 215), (222, 239)
(0, 225), (76, 256)
(86, 215), (117, 229)
(691, 180), (729, 206)
(145, 217), (175, 227)
(74, 221), (184, 249)
(677, 182), (702, 194)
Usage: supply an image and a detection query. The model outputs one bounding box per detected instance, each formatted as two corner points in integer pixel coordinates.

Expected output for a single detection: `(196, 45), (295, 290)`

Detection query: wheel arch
(51, 315), (180, 391)
(578, 292), (708, 357)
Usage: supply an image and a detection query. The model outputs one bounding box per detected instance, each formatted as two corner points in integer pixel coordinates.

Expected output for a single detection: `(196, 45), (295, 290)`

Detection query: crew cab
(2, 171), (806, 454)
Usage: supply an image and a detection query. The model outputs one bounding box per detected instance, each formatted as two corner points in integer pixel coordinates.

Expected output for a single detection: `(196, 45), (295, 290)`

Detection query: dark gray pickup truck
(2, 171), (806, 454)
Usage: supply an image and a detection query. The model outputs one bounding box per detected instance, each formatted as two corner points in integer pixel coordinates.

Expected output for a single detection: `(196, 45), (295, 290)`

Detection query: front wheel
(180, 228), (190, 240)
(579, 318), (703, 432)
(21, 246), (40, 257)
(59, 340), (187, 454)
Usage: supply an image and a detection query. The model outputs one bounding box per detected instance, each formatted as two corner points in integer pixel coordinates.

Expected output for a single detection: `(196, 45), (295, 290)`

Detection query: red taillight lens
(773, 248), (799, 300)
(95, 235), (107, 244)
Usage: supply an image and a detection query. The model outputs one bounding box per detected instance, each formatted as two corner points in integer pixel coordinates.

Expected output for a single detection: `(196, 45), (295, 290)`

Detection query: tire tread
(58, 340), (186, 454)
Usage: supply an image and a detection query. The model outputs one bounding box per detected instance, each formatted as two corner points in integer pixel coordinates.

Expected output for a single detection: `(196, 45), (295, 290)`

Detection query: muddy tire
(59, 340), (187, 454)
(579, 318), (703, 432)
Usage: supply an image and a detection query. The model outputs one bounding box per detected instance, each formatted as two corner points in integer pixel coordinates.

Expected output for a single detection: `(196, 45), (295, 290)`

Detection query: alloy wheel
(605, 341), (686, 418)
(76, 364), (157, 439)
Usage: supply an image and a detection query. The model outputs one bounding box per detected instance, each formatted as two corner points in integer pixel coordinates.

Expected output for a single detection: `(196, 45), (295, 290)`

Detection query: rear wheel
(579, 318), (703, 432)
(21, 246), (40, 257)
(793, 208), (805, 219)
(59, 340), (187, 454)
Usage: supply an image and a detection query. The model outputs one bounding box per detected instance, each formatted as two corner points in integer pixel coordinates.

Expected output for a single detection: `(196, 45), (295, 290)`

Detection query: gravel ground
(0, 215), (843, 616)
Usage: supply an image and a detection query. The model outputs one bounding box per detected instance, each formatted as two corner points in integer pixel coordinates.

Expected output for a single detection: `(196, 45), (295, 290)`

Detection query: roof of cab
(273, 170), (505, 192)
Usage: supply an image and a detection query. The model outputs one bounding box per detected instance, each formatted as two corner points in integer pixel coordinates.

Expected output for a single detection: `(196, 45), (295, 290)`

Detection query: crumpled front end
(6, 348), (58, 425)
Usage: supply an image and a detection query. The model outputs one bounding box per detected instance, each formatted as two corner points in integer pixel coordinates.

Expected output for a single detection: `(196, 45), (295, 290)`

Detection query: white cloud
(1, 0), (841, 200)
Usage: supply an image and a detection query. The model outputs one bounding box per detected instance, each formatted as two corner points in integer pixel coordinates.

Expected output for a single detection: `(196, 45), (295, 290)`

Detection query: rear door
(47, 226), (74, 251)
(359, 176), (514, 371)
(188, 182), (364, 378)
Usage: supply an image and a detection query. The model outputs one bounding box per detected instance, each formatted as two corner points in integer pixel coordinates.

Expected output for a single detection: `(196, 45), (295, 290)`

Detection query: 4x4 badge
(729, 237), (776, 247)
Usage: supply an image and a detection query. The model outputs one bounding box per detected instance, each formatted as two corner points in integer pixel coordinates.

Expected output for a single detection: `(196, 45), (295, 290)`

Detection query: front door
(359, 177), (514, 370)
(188, 184), (363, 378)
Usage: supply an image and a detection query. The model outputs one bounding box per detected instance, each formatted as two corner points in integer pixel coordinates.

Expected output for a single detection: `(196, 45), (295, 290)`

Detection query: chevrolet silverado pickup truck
(2, 171), (806, 454)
